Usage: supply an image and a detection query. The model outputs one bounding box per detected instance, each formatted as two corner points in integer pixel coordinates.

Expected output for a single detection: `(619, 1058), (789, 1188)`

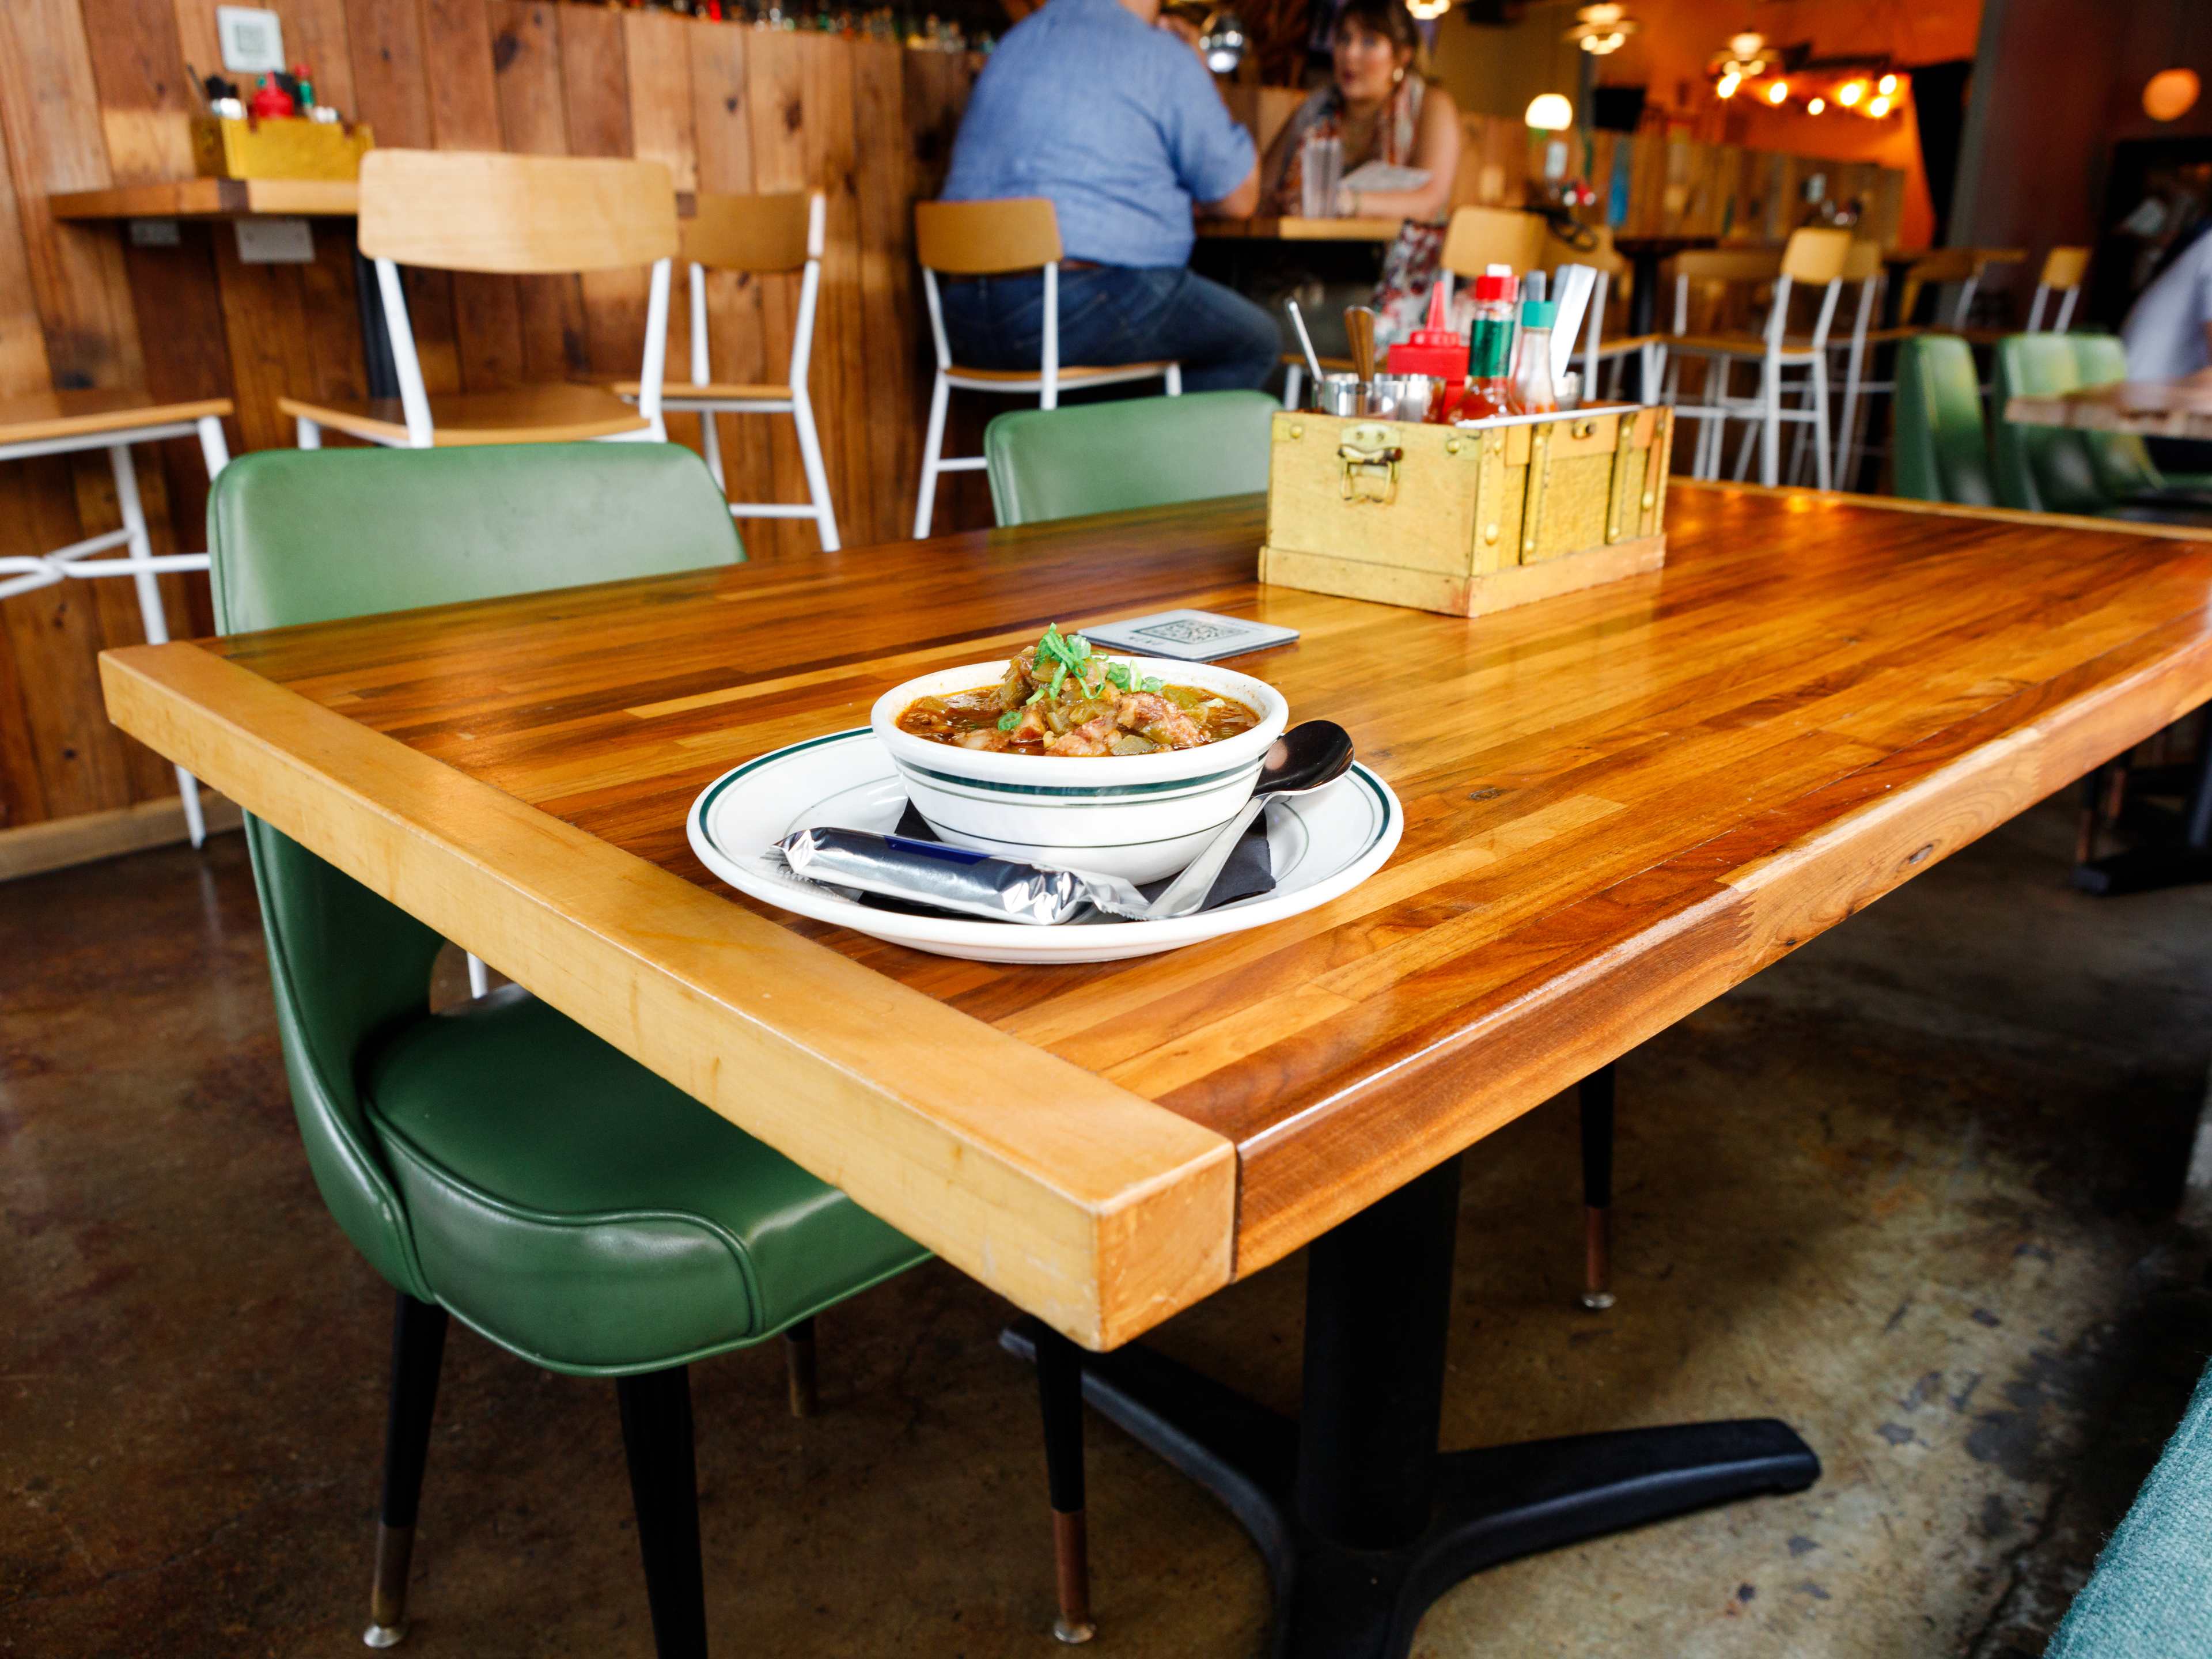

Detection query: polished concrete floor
(6, 796), (2212, 1658)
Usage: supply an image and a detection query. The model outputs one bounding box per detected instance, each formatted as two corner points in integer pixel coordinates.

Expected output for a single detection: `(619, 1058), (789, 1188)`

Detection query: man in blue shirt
(937, 0), (1278, 392)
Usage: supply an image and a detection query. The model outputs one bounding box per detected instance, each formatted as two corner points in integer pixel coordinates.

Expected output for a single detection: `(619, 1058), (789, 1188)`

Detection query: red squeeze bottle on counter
(1385, 282), (1470, 420)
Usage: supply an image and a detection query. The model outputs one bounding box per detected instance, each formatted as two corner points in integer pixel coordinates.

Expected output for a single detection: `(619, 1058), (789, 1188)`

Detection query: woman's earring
(1393, 66), (1406, 82)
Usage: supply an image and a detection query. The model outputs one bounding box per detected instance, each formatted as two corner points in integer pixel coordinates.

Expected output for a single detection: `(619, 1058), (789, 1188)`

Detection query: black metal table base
(1003, 1327), (1816, 1659)
(1002, 1154), (1819, 1659)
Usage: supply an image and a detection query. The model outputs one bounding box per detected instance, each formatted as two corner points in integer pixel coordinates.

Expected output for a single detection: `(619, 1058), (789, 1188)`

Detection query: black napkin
(851, 800), (1275, 921)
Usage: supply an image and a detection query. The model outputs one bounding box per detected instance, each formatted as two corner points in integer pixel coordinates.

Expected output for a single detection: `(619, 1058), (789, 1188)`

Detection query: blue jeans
(937, 265), (1280, 393)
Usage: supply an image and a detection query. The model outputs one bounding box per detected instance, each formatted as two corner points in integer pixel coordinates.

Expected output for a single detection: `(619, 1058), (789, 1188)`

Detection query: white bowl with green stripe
(870, 658), (1290, 884)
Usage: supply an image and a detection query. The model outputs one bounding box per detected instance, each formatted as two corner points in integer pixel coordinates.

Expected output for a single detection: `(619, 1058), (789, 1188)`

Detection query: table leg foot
(1002, 1323), (1816, 1659)
(2070, 846), (2212, 895)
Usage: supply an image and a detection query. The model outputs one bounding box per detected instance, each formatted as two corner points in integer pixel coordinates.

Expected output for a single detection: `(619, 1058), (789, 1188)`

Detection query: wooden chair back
(2039, 245), (2090, 291)
(1780, 228), (1853, 286)
(359, 150), (678, 274)
(1440, 206), (1549, 279)
(914, 198), (1063, 275)
(1672, 247), (1783, 285)
(684, 191), (819, 273)
(1842, 238), (1884, 283)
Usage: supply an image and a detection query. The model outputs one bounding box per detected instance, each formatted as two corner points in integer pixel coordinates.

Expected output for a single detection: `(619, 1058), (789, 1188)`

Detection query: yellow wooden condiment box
(190, 116), (375, 182)
(1259, 404), (1673, 618)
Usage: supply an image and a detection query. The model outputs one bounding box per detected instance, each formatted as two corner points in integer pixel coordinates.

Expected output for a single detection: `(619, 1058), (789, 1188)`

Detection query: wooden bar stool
(1663, 230), (1852, 488)
(616, 191), (840, 552)
(0, 389), (232, 844)
(912, 198), (1181, 540)
(283, 151), (674, 452)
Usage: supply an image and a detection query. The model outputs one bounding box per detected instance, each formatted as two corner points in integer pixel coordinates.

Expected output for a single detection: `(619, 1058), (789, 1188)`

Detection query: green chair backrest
(210, 444), (744, 1298)
(1893, 335), (1994, 506)
(2069, 332), (2167, 499)
(983, 391), (1279, 527)
(1992, 333), (2109, 515)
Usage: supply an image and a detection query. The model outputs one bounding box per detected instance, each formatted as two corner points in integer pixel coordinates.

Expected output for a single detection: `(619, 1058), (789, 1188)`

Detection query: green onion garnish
(996, 709), (1021, 731)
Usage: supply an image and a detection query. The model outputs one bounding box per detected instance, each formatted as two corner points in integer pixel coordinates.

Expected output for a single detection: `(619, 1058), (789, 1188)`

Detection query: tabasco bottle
(1461, 271), (1518, 422)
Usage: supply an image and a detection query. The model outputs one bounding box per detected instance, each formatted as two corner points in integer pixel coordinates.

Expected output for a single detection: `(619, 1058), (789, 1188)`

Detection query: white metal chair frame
(1830, 260), (1891, 492)
(645, 192), (839, 552)
(914, 244), (1181, 539)
(294, 259), (671, 453)
(0, 412), (231, 844)
(2024, 263), (2085, 334)
(1666, 257), (1846, 491)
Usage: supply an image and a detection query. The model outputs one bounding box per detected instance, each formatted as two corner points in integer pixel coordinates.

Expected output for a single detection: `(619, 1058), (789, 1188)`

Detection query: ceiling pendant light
(1565, 3), (1637, 56)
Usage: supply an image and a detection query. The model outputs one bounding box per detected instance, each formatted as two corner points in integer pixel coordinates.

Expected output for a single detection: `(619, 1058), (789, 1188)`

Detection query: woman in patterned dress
(1259, 0), (1461, 343)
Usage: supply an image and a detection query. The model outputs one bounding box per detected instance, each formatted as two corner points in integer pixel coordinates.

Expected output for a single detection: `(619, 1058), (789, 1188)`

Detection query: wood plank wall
(0, 1), (983, 844)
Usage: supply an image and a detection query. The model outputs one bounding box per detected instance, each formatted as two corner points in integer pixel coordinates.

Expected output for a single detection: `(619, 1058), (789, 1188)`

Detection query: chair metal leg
(697, 408), (726, 491)
(1034, 1324), (1096, 1645)
(365, 1293), (448, 1649)
(783, 1317), (818, 1418)
(1164, 362), (1182, 396)
(1578, 1064), (1616, 1312)
(1283, 363), (1304, 411)
(464, 954), (489, 999)
(297, 416), (323, 450)
(789, 394), (841, 552)
(914, 373), (950, 539)
(1809, 358), (1834, 492)
(1759, 363), (1781, 487)
(616, 1366), (709, 1659)
(106, 442), (206, 846)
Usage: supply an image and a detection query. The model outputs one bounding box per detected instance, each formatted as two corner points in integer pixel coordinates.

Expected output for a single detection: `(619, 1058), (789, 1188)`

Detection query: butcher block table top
(99, 482), (2212, 1349)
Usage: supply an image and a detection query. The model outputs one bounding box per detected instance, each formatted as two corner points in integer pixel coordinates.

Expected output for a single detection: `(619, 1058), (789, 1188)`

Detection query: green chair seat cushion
(362, 987), (927, 1376)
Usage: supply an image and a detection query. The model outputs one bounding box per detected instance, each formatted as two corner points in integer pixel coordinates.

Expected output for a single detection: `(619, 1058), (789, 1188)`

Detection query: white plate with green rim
(686, 728), (1403, 964)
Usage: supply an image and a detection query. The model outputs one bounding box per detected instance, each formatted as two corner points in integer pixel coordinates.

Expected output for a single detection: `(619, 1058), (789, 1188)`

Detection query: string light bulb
(1715, 70), (1741, 98)
(1837, 80), (1865, 107)
(1877, 73), (1898, 94)
(1807, 96), (1825, 114)
(1867, 93), (1892, 116)
(1767, 80), (1789, 105)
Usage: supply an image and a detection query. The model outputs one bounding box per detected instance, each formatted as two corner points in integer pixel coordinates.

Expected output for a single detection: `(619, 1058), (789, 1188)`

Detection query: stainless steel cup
(1368, 374), (1439, 423)
(1315, 374), (1366, 416)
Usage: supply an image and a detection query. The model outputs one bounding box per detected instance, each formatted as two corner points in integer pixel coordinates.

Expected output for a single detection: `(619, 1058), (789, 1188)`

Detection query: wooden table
(2006, 377), (2212, 442)
(99, 483), (2212, 1653)
(1196, 214), (1403, 242)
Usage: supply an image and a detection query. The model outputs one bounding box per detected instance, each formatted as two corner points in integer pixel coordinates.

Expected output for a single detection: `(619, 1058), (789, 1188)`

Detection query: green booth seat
(983, 389), (1279, 527)
(210, 443), (928, 1657)
(1993, 334), (2212, 524)
(2046, 1355), (2212, 1658)
(1893, 335), (1997, 505)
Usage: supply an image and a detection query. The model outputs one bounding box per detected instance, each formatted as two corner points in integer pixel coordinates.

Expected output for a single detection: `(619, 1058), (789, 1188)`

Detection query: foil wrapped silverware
(772, 827), (1152, 925)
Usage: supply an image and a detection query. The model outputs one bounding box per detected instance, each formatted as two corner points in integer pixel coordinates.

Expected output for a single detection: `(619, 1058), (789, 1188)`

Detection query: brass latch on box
(1337, 422), (1403, 504)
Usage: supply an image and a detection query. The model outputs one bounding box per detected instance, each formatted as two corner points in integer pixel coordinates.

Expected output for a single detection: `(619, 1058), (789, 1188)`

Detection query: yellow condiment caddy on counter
(1259, 403), (1674, 619)
(190, 116), (374, 182)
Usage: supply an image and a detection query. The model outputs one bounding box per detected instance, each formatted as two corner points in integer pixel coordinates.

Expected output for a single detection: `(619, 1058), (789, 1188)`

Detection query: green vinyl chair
(1993, 334), (2110, 514)
(208, 443), (929, 1657)
(2067, 332), (2212, 501)
(983, 389), (1278, 527)
(1893, 335), (1997, 505)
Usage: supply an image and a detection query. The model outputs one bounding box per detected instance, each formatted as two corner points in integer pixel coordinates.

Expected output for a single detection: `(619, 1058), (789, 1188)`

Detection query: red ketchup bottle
(1385, 282), (1469, 422)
